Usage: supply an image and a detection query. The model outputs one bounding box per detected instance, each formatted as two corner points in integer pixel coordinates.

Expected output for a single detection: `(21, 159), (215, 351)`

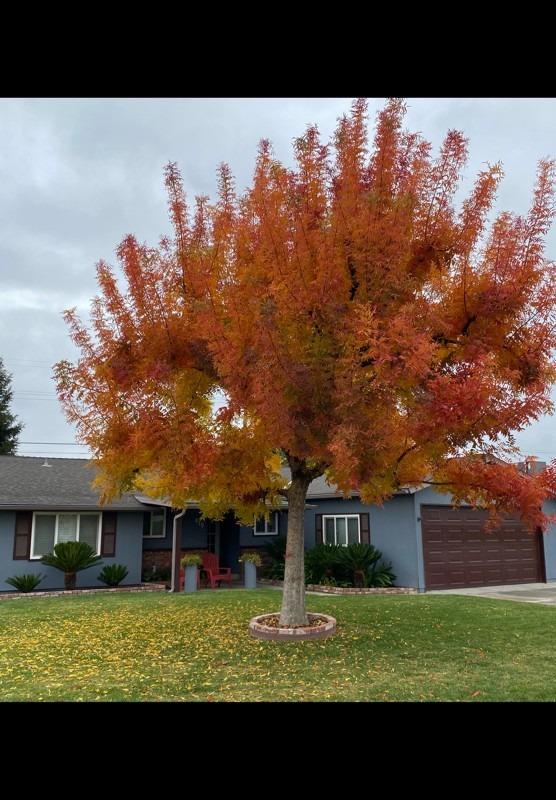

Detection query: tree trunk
(279, 472), (311, 626)
(65, 571), (76, 590)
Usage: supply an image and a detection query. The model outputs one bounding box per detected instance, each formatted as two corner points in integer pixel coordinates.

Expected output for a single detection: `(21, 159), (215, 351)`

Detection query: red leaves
(436, 456), (556, 532)
(56, 100), (556, 528)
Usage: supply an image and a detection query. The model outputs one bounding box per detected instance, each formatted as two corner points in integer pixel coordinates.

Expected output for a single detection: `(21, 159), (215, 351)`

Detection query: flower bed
(0, 583), (167, 601)
(257, 578), (417, 595)
(249, 612), (337, 641)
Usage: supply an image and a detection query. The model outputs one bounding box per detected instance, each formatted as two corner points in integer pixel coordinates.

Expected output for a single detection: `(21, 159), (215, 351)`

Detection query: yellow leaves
(265, 453), (283, 478)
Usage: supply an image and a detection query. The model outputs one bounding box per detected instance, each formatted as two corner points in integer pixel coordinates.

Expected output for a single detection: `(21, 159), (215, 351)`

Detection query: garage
(421, 505), (545, 590)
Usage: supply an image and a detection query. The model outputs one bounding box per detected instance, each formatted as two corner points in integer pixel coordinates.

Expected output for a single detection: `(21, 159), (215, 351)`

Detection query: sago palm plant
(41, 541), (103, 590)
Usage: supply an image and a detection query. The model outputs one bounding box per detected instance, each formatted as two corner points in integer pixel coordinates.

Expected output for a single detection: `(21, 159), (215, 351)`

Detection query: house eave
(0, 503), (148, 512)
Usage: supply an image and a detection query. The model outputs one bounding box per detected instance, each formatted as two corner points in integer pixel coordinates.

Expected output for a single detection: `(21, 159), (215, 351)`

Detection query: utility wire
(19, 441), (85, 445)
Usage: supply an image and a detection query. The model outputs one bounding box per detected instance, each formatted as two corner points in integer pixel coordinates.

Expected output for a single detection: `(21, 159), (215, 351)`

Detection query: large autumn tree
(56, 99), (556, 626)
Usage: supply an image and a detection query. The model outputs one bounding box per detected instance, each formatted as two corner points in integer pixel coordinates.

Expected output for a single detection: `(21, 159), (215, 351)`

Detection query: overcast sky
(1, 97), (556, 462)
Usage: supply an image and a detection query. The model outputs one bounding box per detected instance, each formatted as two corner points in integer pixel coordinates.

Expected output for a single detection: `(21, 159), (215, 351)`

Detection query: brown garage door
(421, 505), (545, 590)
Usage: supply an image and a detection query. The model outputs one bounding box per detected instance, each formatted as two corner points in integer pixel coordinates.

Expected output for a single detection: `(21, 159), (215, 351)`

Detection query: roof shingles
(0, 456), (146, 510)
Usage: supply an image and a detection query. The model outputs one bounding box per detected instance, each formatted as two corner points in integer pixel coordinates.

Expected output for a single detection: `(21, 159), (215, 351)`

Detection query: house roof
(281, 469), (421, 499)
(0, 456), (148, 511)
(0, 455), (422, 513)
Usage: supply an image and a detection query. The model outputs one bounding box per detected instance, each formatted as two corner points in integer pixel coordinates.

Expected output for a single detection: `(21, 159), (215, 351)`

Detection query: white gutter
(169, 508), (186, 593)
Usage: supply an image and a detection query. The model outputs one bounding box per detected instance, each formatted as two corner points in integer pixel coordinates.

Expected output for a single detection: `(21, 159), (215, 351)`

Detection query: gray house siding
(142, 508), (285, 551)
(138, 487), (556, 590)
(141, 508), (173, 550)
(541, 499), (556, 581)
(0, 510), (143, 591)
(301, 496), (420, 588)
(239, 511), (284, 546)
(141, 508), (209, 551)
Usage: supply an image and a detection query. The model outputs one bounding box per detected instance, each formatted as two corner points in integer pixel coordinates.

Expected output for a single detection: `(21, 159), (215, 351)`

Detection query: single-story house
(1, 454), (556, 592)
(0, 455), (153, 590)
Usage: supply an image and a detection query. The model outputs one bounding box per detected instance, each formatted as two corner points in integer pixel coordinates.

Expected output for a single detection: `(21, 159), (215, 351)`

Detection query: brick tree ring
(249, 612), (337, 641)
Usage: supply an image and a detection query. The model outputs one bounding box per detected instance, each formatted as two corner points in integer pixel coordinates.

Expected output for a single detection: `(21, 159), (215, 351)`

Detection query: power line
(3, 359), (54, 365)
(16, 451), (90, 455)
(15, 453), (90, 458)
(13, 397), (59, 401)
(19, 441), (85, 446)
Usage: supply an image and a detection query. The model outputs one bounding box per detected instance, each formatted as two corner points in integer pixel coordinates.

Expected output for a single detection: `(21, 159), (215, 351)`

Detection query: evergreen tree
(0, 358), (23, 454)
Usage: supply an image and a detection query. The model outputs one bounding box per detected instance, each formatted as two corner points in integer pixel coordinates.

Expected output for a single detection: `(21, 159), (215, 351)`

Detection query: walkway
(428, 582), (556, 606)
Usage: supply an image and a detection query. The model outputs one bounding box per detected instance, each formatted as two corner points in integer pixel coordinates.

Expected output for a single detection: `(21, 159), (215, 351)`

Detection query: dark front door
(421, 505), (544, 590)
(219, 512), (240, 573)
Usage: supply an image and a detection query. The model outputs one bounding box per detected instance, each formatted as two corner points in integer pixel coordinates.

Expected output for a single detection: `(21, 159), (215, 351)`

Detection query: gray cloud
(1, 97), (555, 462)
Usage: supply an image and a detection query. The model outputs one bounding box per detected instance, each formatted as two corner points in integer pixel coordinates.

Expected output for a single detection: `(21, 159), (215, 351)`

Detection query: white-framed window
(322, 515), (360, 546)
(253, 511), (278, 536)
(144, 509), (166, 539)
(31, 512), (101, 559)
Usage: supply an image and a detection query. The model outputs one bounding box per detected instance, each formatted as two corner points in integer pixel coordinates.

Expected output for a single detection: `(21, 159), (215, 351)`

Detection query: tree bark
(279, 470), (311, 626)
(65, 571), (76, 591)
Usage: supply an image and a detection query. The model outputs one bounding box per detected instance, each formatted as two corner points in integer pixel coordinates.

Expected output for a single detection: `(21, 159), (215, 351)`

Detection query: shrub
(98, 564), (129, 587)
(41, 541), (103, 590)
(181, 554), (202, 567)
(259, 539), (397, 588)
(337, 543), (382, 586)
(367, 560), (396, 587)
(238, 552), (262, 566)
(5, 574), (43, 593)
(142, 566), (171, 582)
(261, 535), (287, 579)
(305, 544), (344, 585)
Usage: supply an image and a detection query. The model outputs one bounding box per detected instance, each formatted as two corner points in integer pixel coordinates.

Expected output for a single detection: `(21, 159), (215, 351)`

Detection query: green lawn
(1, 588), (556, 701)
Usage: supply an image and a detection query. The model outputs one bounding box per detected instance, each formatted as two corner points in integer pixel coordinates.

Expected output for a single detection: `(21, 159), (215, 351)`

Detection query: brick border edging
(0, 583), (167, 601)
(257, 579), (417, 595)
(249, 612), (337, 641)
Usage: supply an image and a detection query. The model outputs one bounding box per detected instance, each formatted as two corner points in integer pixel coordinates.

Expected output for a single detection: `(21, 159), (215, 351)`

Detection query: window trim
(30, 511), (101, 559)
(322, 514), (360, 546)
(144, 508), (167, 539)
(253, 511), (278, 536)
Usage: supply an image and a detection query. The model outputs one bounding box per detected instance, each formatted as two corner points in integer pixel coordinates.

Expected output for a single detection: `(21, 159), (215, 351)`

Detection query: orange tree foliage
(56, 99), (556, 530)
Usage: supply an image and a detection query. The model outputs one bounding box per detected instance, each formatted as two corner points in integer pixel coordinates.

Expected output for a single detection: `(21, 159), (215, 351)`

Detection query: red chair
(201, 552), (233, 589)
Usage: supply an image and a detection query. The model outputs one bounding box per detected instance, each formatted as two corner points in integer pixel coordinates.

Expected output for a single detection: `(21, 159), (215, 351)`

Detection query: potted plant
(238, 552), (262, 589)
(180, 554), (202, 592)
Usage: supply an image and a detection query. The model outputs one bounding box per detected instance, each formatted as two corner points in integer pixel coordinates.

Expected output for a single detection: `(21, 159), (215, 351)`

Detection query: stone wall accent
(0, 583), (167, 601)
(249, 612), (337, 641)
(305, 585), (417, 595)
(257, 578), (417, 595)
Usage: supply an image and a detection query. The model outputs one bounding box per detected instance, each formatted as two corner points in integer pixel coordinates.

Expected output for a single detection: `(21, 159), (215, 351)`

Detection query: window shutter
(101, 512), (117, 557)
(359, 513), (370, 544)
(143, 512), (151, 537)
(13, 511), (32, 560)
(315, 514), (323, 545)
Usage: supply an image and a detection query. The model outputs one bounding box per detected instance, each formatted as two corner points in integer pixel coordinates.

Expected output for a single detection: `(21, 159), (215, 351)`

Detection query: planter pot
(184, 565), (198, 593)
(244, 561), (257, 589)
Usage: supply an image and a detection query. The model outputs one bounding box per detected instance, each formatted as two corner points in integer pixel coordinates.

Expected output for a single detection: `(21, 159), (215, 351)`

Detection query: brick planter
(257, 578), (417, 595)
(0, 583), (167, 601)
(305, 585), (417, 595)
(249, 612), (337, 641)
